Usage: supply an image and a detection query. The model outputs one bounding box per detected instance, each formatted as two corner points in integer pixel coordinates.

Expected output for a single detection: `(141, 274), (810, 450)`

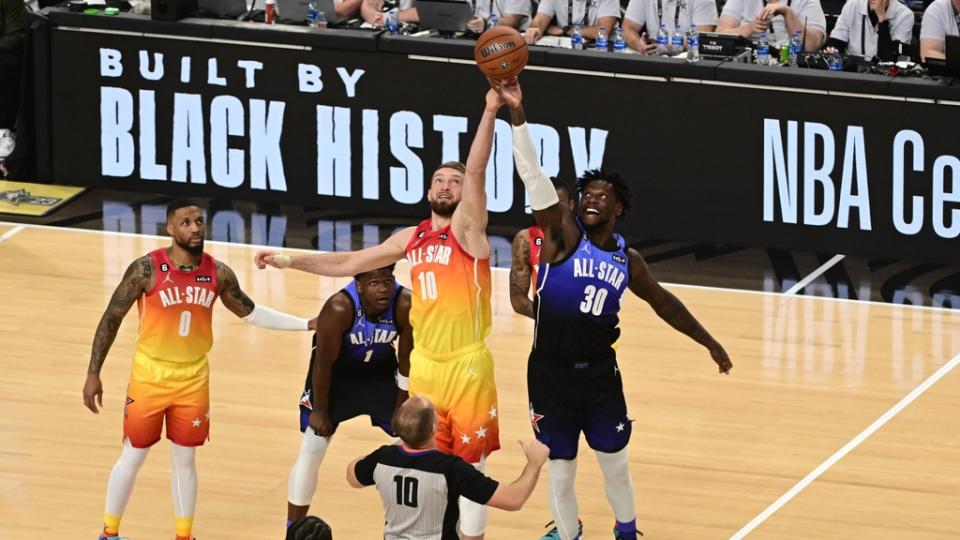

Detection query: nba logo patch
(439, 233), (448, 240)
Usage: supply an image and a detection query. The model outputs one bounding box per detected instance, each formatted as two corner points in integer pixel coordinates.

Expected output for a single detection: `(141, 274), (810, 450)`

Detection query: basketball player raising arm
(495, 77), (732, 540)
(82, 200), (315, 540)
(256, 87), (505, 540)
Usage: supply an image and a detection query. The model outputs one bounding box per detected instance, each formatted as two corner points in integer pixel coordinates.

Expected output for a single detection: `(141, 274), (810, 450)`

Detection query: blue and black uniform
(299, 281), (405, 435)
(529, 221), (632, 459)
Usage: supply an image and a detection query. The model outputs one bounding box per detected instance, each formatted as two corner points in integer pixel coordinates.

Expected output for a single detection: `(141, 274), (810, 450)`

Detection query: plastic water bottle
(613, 24), (626, 53)
(596, 25), (608, 51)
(656, 23), (669, 56)
(486, 12), (498, 30)
(829, 51), (843, 71)
(571, 23), (583, 49)
(306, 0), (319, 26)
(789, 30), (801, 67)
(386, 7), (399, 33)
(756, 32), (770, 65)
(315, 8), (327, 28)
(671, 25), (684, 54)
(686, 25), (699, 62)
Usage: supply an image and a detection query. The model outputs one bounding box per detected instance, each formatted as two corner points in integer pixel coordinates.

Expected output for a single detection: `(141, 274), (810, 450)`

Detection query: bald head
(394, 396), (437, 449)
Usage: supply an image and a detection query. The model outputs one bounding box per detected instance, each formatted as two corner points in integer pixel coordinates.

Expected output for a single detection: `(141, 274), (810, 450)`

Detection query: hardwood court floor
(0, 224), (958, 539)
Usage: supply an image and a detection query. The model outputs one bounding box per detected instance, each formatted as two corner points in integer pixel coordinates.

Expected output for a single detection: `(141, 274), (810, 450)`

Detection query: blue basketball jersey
(334, 280), (402, 374)
(532, 223), (630, 367)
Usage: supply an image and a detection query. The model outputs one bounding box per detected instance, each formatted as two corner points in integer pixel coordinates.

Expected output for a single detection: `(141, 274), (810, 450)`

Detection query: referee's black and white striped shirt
(354, 445), (500, 540)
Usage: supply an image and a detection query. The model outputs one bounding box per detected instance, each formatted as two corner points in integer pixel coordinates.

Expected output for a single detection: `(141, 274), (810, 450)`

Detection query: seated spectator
(623, 0), (718, 53)
(919, 0), (959, 61)
(361, 0), (418, 25)
(524, 0), (620, 45)
(465, 0), (531, 32)
(0, 0), (29, 168)
(826, 0), (913, 60)
(717, 0), (827, 51)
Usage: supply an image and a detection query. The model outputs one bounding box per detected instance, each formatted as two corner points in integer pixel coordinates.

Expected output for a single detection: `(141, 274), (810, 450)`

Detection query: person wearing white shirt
(622, 0), (718, 53)
(361, 0), (418, 24)
(717, 0), (827, 51)
(919, 0), (960, 60)
(825, 0), (913, 60)
(465, 0), (532, 32)
(524, 0), (621, 44)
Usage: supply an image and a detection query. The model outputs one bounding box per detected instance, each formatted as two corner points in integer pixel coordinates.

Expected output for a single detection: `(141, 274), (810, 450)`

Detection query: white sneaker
(0, 129), (16, 159)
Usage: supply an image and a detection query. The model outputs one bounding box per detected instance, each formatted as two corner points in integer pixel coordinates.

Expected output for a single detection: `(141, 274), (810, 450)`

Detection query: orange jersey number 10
(417, 271), (438, 300)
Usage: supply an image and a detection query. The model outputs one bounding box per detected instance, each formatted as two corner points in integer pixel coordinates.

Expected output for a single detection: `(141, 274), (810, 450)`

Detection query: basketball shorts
(409, 342), (500, 463)
(123, 350), (210, 448)
(527, 355), (631, 460)
(299, 374), (397, 436)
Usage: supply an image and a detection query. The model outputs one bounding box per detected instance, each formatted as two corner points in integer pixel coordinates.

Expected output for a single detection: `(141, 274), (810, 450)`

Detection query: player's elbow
(509, 295), (530, 316)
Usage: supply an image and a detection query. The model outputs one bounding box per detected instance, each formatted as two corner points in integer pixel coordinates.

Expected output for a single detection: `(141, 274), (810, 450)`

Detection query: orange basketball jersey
(404, 220), (492, 356)
(528, 225), (544, 296)
(135, 249), (219, 364)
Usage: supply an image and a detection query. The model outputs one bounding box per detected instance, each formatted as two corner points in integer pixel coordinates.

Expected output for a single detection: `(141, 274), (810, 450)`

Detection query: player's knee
(596, 448), (630, 479)
(170, 443), (197, 468)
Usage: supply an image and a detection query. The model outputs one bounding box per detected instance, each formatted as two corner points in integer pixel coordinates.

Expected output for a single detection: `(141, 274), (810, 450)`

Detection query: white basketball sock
(104, 439), (151, 517)
(595, 448), (636, 523)
(170, 443), (198, 520)
(548, 458), (580, 540)
(287, 426), (331, 506)
(459, 456), (488, 538)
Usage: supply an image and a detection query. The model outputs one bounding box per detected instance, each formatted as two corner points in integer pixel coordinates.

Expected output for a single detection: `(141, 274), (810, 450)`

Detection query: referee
(347, 396), (549, 539)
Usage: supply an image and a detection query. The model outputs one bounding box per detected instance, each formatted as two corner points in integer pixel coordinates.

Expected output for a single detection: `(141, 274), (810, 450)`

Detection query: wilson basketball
(474, 26), (528, 80)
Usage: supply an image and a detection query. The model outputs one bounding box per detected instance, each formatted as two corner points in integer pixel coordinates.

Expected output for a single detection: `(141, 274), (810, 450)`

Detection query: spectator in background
(717, 0), (827, 51)
(465, 0), (531, 33)
(331, 0), (363, 18)
(0, 0), (29, 167)
(826, 0), (913, 60)
(623, 0), (718, 54)
(361, 0), (418, 25)
(919, 0), (960, 60)
(524, 0), (621, 45)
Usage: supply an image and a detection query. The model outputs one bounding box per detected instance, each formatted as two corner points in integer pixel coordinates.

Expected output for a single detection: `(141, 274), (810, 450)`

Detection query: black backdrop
(47, 30), (960, 263)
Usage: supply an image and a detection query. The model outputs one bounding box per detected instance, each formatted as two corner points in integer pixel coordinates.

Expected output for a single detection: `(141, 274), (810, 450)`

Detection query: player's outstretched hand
(254, 250), (291, 270)
(491, 76), (522, 110)
(519, 438), (550, 468)
(710, 344), (733, 375)
(83, 373), (103, 414)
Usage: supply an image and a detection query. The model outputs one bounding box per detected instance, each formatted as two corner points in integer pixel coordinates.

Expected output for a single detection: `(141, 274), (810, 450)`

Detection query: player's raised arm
(83, 256), (154, 414)
(394, 288), (413, 415)
(498, 77), (581, 261)
(253, 226), (415, 277)
(309, 293), (353, 437)
(450, 87), (499, 257)
(625, 248), (733, 374)
(509, 229), (534, 319)
(216, 261), (311, 331)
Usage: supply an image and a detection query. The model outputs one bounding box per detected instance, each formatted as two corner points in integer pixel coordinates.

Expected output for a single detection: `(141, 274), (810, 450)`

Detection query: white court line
(782, 254), (846, 296)
(2, 220), (958, 316)
(729, 351), (960, 539)
(0, 224), (25, 243)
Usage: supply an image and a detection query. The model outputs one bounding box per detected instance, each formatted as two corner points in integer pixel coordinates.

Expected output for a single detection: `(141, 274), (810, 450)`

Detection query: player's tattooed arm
(216, 261), (256, 318)
(626, 248), (733, 374)
(509, 230), (535, 319)
(87, 256), (152, 375)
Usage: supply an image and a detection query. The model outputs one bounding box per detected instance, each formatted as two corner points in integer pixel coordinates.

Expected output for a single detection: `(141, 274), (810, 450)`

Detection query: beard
(430, 198), (458, 217)
(175, 236), (204, 255)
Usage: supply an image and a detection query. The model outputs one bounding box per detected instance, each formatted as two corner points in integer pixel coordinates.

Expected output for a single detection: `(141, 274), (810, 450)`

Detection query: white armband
(396, 372), (410, 391)
(512, 122), (560, 211)
(242, 304), (310, 331)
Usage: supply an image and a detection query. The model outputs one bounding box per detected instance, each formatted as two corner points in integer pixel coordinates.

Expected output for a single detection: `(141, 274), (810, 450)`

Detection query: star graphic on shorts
(192, 418), (202, 428)
(461, 433), (471, 444)
(488, 406), (497, 418)
(475, 426), (487, 438)
(530, 405), (545, 434)
(204, 411), (210, 420)
(616, 422), (625, 432)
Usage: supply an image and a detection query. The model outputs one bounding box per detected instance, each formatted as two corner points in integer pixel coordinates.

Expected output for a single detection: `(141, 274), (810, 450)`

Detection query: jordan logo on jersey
(158, 286), (216, 308)
(572, 259), (626, 289)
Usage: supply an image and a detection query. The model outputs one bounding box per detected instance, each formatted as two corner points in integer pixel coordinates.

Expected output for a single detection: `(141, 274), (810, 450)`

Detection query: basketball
(474, 26), (528, 80)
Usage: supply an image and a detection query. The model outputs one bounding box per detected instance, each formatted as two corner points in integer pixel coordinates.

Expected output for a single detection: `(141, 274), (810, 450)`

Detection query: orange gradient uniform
(123, 248), (219, 448)
(404, 219), (499, 463)
(528, 225), (544, 297)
